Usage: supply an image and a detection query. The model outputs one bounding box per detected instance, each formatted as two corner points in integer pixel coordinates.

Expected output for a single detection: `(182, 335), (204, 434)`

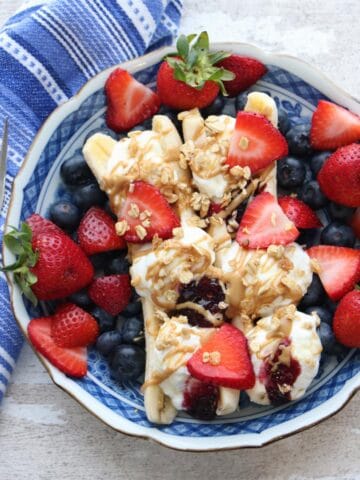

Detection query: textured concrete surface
(0, 1), (359, 479)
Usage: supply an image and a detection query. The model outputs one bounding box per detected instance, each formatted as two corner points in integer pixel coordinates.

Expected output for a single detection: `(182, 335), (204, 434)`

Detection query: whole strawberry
(2, 216), (94, 304)
(333, 289), (360, 348)
(156, 31), (235, 110)
(317, 143), (360, 207)
(217, 54), (267, 97)
(88, 274), (131, 316)
(77, 206), (126, 255)
(52, 303), (99, 348)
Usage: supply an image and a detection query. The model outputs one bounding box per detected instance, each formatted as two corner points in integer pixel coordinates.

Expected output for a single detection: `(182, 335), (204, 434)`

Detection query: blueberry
(310, 151), (330, 176)
(220, 99), (236, 117)
(318, 323), (337, 354)
(320, 222), (356, 247)
(286, 123), (313, 157)
(96, 330), (122, 356)
(73, 182), (107, 211)
(105, 254), (130, 275)
(235, 92), (248, 112)
(90, 251), (115, 274)
(305, 306), (333, 325)
(121, 300), (142, 318)
(296, 228), (322, 248)
(202, 96), (225, 117)
(91, 306), (116, 333)
(327, 202), (355, 223)
(303, 162), (313, 183)
(121, 316), (144, 345)
(299, 180), (328, 209)
(68, 289), (94, 310)
(239, 391), (251, 408)
(298, 274), (326, 309)
(60, 151), (96, 186)
(278, 109), (291, 135)
(49, 201), (81, 232)
(110, 344), (145, 382)
(277, 156), (306, 189)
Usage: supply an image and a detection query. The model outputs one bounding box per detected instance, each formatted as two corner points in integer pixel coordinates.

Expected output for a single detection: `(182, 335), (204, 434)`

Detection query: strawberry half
(28, 317), (87, 378)
(236, 192), (299, 248)
(77, 207), (126, 255)
(333, 290), (360, 348)
(217, 54), (267, 97)
(51, 303), (99, 348)
(307, 245), (360, 301)
(105, 68), (160, 132)
(278, 196), (322, 229)
(310, 100), (360, 150)
(187, 323), (255, 390)
(226, 112), (288, 173)
(88, 274), (131, 316)
(118, 181), (180, 243)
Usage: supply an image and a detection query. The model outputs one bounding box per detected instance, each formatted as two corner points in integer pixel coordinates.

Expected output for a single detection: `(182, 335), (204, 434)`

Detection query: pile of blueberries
(49, 143), (146, 383)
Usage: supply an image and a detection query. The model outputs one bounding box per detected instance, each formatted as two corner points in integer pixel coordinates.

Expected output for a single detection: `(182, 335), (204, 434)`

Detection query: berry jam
(170, 277), (227, 327)
(183, 377), (219, 420)
(260, 339), (301, 406)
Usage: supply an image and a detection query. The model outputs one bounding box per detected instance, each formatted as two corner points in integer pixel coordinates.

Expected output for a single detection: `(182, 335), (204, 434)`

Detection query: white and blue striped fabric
(0, 0), (183, 402)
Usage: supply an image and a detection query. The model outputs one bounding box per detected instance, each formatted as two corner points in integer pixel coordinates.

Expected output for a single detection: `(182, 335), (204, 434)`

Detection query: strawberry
(317, 143), (360, 207)
(350, 208), (360, 239)
(333, 289), (360, 348)
(187, 323), (255, 390)
(217, 54), (267, 97)
(307, 245), (360, 301)
(156, 31), (235, 110)
(51, 303), (99, 348)
(88, 274), (131, 316)
(209, 202), (222, 215)
(105, 68), (160, 132)
(310, 100), (360, 150)
(226, 112), (288, 173)
(117, 181), (180, 243)
(236, 192), (299, 249)
(77, 207), (126, 255)
(26, 213), (62, 237)
(28, 317), (87, 377)
(2, 217), (94, 304)
(278, 196), (322, 229)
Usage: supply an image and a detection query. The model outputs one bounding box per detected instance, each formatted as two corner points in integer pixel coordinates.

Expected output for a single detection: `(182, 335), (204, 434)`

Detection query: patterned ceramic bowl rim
(4, 43), (360, 451)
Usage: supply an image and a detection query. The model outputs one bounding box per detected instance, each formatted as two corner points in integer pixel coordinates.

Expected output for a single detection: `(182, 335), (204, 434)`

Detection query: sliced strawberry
(77, 207), (126, 255)
(236, 192), (299, 248)
(51, 303), (99, 348)
(217, 55), (267, 97)
(28, 317), (87, 377)
(226, 112), (288, 173)
(278, 196), (322, 229)
(88, 274), (131, 316)
(118, 181), (180, 243)
(187, 323), (255, 390)
(105, 68), (160, 132)
(310, 100), (360, 150)
(350, 208), (360, 239)
(307, 245), (360, 301)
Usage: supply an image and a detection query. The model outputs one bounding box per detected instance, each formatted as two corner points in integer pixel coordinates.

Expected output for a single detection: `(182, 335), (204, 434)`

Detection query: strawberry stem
(166, 31), (235, 94)
(1, 222), (39, 305)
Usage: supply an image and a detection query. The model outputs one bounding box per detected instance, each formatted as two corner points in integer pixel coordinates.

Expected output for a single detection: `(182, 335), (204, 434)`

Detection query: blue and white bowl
(4, 43), (360, 451)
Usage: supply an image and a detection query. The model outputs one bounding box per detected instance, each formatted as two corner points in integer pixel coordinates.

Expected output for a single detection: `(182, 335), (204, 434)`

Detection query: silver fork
(0, 118), (9, 210)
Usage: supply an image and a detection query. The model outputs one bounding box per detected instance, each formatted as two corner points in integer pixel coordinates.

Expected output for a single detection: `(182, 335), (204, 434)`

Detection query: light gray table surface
(0, 1), (359, 479)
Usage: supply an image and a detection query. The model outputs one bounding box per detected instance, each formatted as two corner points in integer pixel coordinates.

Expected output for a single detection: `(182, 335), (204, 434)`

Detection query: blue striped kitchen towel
(0, 0), (183, 402)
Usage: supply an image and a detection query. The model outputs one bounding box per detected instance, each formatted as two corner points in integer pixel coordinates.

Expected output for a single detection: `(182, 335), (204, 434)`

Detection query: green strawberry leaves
(166, 31), (235, 94)
(2, 222), (39, 305)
